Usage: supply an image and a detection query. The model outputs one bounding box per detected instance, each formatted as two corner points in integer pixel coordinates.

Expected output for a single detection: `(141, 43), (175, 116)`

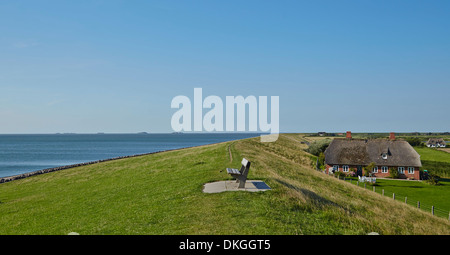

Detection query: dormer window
(382, 153), (388, 160)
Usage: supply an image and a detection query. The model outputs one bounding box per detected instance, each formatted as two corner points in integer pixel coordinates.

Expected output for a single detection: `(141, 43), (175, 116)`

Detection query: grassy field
(0, 134), (449, 235)
(342, 177), (450, 218)
(414, 147), (450, 164)
(414, 147), (450, 178)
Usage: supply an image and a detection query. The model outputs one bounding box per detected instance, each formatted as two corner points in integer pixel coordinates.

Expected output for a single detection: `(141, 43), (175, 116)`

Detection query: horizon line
(0, 131), (448, 135)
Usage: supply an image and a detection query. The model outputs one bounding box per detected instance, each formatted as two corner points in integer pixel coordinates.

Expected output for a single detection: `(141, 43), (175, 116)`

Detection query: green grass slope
(0, 134), (449, 235)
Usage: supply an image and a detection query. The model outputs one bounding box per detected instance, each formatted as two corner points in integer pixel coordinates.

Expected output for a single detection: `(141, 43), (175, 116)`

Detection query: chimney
(389, 132), (395, 140)
(346, 131), (352, 139)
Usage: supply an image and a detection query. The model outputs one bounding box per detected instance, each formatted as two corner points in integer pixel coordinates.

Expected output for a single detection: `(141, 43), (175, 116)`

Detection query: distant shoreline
(0, 132), (265, 135)
(0, 135), (258, 184)
(0, 150), (166, 184)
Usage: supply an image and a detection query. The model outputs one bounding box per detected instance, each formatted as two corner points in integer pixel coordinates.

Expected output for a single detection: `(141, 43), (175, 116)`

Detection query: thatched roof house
(325, 139), (422, 167)
(324, 132), (422, 179)
(426, 138), (446, 148)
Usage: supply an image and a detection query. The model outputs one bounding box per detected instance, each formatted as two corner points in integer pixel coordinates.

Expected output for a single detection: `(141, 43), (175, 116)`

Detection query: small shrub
(333, 171), (346, 179)
(425, 172), (441, 185)
(389, 167), (399, 179)
(305, 139), (331, 156)
(317, 152), (325, 169)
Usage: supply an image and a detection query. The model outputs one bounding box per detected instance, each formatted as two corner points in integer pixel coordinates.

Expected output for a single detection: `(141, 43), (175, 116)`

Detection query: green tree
(305, 139), (331, 156)
(365, 162), (376, 177)
(389, 167), (399, 179)
(405, 137), (424, 147)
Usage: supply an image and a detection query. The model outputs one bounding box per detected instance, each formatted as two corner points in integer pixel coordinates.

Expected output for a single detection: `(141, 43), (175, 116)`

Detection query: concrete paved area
(203, 180), (271, 193)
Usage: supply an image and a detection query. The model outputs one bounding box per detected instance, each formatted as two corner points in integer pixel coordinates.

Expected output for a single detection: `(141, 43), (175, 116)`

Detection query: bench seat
(226, 168), (241, 175)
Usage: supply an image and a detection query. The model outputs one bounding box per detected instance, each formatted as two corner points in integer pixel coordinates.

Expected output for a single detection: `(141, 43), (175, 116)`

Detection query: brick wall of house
(325, 164), (420, 180)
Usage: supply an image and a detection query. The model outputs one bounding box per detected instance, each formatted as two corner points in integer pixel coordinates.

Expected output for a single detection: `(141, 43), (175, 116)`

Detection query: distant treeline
(404, 137), (425, 147)
(308, 132), (450, 140)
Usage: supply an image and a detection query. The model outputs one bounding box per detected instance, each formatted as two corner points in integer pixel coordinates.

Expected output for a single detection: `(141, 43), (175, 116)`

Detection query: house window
(408, 167), (414, 174)
(381, 166), (388, 173)
(372, 166), (378, 173)
(343, 165), (349, 172)
(382, 153), (388, 160)
(398, 167), (405, 174)
(333, 165), (339, 172)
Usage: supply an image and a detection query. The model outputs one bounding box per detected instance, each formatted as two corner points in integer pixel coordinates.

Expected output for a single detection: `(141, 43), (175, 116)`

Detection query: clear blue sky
(1, 0), (449, 134)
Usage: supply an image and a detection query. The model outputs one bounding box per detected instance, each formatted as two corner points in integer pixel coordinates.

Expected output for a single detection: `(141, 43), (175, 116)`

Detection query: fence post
(405, 197), (407, 204)
(432, 206), (434, 216)
(393, 193), (395, 200)
(373, 186), (375, 192)
(364, 183), (366, 189)
(382, 189), (384, 196)
(417, 201), (420, 209)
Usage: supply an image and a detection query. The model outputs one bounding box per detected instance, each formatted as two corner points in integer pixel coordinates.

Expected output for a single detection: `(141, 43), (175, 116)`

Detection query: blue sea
(0, 133), (259, 178)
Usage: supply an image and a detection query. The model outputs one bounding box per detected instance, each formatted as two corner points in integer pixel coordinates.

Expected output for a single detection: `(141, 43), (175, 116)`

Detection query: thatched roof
(426, 138), (446, 146)
(324, 138), (422, 167)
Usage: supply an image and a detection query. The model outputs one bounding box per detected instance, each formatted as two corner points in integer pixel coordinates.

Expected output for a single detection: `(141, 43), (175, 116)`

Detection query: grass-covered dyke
(0, 134), (449, 235)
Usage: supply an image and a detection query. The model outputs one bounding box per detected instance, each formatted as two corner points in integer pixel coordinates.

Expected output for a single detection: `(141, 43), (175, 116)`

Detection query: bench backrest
(239, 158), (251, 177)
(241, 158), (249, 168)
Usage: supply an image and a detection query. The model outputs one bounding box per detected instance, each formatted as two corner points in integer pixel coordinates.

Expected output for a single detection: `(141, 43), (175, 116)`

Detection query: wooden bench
(226, 158), (251, 188)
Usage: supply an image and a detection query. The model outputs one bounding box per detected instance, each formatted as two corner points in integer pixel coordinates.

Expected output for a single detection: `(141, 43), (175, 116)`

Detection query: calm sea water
(0, 133), (259, 178)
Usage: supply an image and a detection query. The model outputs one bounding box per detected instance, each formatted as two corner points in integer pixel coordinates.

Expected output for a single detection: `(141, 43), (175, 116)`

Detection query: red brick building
(324, 132), (422, 180)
